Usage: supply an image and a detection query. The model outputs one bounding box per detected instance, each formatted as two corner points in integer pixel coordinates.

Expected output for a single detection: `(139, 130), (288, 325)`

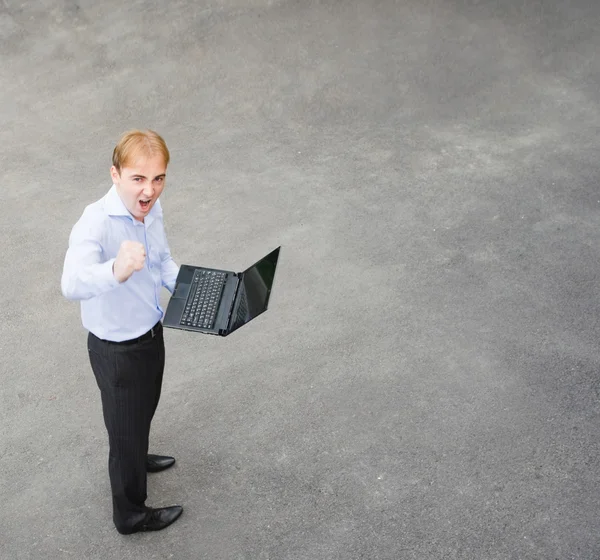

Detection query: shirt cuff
(163, 278), (177, 294)
(102, 258), (120, 289)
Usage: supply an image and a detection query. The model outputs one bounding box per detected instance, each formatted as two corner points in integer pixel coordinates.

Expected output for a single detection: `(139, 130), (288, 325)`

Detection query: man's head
(110, 129), (170, 222)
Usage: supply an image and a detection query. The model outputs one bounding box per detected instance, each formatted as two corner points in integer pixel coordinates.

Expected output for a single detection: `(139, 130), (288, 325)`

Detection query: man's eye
(133, 177), (142, 182)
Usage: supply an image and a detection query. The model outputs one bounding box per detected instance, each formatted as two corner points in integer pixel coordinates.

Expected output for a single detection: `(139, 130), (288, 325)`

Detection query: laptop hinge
(223, 272), (243, 333)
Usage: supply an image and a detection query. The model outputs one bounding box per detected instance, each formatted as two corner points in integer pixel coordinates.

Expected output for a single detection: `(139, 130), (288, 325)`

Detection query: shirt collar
(105, 184), (161, 227)
(105, 185), (130, 218)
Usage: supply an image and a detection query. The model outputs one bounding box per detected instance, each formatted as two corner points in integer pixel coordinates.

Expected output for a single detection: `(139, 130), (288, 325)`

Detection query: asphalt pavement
(2, 0), (600, 558)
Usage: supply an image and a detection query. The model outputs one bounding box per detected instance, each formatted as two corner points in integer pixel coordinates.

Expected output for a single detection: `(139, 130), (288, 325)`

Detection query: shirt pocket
(148, 244), (161, 270)
(146, 226), (165, 265)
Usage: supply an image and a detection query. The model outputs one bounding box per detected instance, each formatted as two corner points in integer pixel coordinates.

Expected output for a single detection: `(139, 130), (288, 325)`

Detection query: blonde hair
(112, 129), (170, 172)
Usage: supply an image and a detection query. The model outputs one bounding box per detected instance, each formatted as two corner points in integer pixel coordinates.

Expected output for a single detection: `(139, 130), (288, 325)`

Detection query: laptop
(163, 247), (281, 336)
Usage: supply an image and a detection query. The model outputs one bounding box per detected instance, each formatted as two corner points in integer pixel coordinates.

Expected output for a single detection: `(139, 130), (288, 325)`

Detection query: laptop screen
(230, 247), (280, 332)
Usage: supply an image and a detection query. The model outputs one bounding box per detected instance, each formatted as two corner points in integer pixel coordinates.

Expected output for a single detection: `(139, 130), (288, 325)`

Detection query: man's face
(110, 154), (167, 222)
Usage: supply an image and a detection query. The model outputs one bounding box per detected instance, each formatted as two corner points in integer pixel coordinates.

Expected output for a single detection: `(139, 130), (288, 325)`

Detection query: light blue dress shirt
(61, 185), (180, 342)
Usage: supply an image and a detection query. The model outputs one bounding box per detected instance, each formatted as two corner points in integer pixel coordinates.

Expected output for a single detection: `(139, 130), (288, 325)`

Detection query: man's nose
(142, 185), (154, 197)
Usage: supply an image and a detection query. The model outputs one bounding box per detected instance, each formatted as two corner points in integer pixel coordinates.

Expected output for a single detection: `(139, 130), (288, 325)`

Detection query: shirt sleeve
(61, 213), (120, 301)
(160, 240), (180, 294)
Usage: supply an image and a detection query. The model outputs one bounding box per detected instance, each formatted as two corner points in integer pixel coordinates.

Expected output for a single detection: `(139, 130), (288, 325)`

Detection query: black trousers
(87, 322), (165, 532)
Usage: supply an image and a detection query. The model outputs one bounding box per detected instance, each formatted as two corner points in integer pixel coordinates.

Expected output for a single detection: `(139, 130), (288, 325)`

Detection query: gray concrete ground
(2, 0), (600, 558)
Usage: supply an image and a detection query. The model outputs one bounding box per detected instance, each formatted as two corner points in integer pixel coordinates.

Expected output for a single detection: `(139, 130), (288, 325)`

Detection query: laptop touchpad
(174, 283), (191, 299)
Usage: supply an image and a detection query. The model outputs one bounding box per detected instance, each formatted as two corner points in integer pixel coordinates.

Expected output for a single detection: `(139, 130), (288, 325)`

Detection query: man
(61, 129), (183, 535)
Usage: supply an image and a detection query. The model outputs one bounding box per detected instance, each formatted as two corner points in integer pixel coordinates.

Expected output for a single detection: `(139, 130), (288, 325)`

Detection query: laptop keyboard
(180, 270), (227, 329)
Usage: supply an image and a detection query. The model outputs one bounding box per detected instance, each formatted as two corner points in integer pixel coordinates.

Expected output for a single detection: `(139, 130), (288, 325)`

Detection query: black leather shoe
(119, 506), (183, 534)
(146, 454), (176, 473)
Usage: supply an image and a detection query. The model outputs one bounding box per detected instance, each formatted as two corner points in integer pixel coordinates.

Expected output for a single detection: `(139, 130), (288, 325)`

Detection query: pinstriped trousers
(87, 323), (165, 532)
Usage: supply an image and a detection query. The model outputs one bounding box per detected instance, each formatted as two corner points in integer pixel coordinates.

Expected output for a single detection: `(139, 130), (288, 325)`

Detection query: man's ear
(110, 165), (120, 185)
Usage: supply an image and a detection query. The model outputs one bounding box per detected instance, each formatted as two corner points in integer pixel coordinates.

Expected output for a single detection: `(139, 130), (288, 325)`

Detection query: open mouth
(139, 199), (151, 210)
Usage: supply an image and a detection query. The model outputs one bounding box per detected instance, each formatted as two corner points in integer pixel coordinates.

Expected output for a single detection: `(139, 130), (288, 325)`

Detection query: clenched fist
(113, 241), (146, 283)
